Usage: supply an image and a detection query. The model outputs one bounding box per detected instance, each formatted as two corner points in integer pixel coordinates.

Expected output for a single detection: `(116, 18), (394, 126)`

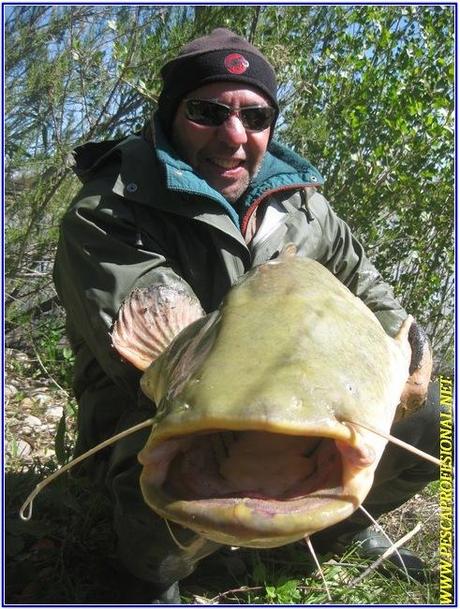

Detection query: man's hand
(397, 322), (432, 419)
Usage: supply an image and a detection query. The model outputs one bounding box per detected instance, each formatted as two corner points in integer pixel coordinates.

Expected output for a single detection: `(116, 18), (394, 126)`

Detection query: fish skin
(136, 255), (411, 548)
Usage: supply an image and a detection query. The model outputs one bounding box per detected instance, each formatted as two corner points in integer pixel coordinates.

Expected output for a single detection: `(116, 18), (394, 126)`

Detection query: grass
(180, 531), (440, 604)
(5, 342), (441, 604)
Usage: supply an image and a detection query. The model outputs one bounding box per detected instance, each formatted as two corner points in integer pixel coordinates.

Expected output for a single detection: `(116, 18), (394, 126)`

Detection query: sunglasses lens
(240, 107), (276, 131)
(185, 100), (275, 131)
(185, 100), (229, 126)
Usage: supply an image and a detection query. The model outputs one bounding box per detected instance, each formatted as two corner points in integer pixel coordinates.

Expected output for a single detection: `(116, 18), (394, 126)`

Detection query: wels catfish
(110, 249), (412, 549)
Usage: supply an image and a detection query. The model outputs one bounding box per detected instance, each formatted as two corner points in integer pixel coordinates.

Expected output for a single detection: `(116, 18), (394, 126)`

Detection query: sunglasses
(184, 99), (276, 132)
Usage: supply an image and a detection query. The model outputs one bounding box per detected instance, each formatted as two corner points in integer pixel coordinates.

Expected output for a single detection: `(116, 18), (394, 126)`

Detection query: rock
(20, 398), (35, 411)
(5, 384), (18, 399)
(31, 392), (53, 406)
(6, 350), (32, 370)
(23, 414), (42, 428)
(45, 405), (64, 421)
(39, 424), (51, 432)
(11, 439), (32, 458)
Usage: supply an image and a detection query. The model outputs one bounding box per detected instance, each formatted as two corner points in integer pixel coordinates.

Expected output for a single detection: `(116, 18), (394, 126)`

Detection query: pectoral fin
(111, 285), (204, 371)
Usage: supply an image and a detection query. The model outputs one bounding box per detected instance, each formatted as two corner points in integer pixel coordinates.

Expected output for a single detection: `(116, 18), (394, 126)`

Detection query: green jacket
(54, 121), (407, 448)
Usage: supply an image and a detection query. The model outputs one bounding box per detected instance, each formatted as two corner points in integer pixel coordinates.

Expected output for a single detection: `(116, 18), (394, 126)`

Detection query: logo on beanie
(224, 53), (249, 75)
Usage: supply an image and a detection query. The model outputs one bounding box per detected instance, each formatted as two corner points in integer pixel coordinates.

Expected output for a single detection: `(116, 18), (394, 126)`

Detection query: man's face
(171, 83), (273, 203)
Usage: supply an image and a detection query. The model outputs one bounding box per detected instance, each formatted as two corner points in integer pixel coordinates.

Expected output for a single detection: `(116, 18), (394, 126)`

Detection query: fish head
(113, 255), (411, 548)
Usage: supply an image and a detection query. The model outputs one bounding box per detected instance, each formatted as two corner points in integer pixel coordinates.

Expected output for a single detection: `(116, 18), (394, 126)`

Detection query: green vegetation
(5, 5), (450, 604)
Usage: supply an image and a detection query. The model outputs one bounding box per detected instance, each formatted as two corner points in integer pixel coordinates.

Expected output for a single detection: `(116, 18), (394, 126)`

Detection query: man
(54, 29), (438, 603)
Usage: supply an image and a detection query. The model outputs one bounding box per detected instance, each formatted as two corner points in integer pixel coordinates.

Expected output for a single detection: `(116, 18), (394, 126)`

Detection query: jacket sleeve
(306, 190), (408, 338)
(53, 188), (197, 396)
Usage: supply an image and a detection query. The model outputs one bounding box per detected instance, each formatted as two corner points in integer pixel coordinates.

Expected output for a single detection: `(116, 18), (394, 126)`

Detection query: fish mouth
(139, 427), (376, 548)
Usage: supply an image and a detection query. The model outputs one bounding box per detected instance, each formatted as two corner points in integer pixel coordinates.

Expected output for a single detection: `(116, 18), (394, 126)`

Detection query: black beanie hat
(157, 28), (279, 135)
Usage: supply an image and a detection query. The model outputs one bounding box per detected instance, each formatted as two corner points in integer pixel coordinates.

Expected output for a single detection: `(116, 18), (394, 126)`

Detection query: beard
(225, 157), (264, 204)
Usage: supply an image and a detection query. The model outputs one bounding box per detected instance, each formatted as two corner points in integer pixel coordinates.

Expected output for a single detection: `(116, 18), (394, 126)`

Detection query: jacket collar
(153, 116), (241, 226)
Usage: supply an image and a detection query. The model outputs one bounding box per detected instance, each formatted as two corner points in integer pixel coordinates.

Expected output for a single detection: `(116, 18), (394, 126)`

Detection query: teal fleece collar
(153, 115), (324, 227)
(154, 118), (241, 225)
